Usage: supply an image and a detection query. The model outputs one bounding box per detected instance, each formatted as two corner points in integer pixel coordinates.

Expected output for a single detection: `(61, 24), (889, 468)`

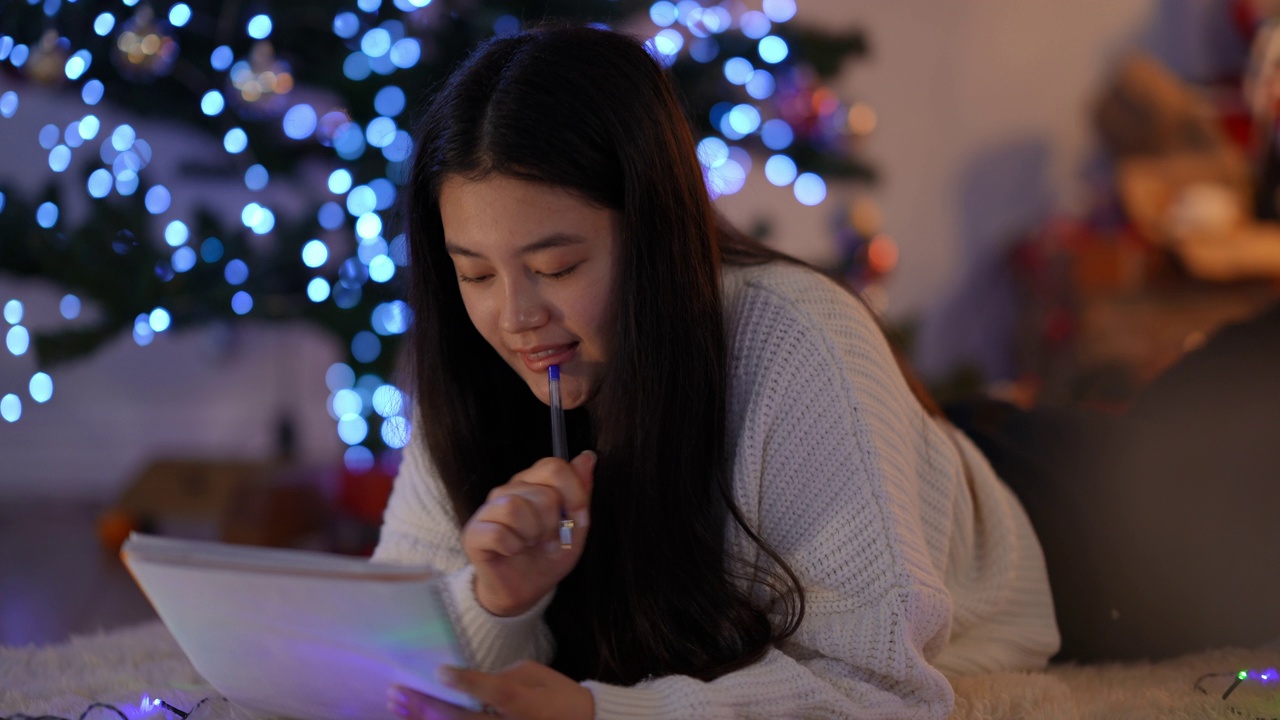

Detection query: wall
(0, 0), (1231, 498)
(719, 0), (1244, 381)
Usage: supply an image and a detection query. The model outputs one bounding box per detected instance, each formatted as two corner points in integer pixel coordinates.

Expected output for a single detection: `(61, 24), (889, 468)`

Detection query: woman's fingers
(479, 487), (558, 545)
(387, 685), (486, 720)
(509, 453), (594, 515)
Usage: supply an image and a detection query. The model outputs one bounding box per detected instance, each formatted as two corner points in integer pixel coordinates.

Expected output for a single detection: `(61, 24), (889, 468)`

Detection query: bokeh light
(759, 36), (789, 64)
(365, 117), (396, 148)
(344, 445), (375, 473)
(332, 388), (362, 417)
(307, 277), (331, 302)
(48, 145), (71, 172)
(333, 12), (359, 39)
(223, 128), (248, 154)
(347, 185), (376, 216)
(65, 50), (92, 81)
(355, 212), (382, 239)
(328, 169), (352, 194)
(3, 300), (21, 324)
(762, 0), (797, 23)
(761, 118), (794, 150)
(765, 154), (797, 186)
(168, 4), (192, 27)
(247, 14), (273, 40)
(245, 164), (269, 190)
(7, 325), (30, 355)
(374, 86), (405, 117)
(1, 394), (21, 423)
(82, 80), (104, 105)
(36, 202), (58, 228)
(326, 362), (356, 391)
(389, 38), (420, 69)
(94, 13), (115, 36)
(59, 294), (80, 319)
(39, 125), (59, 149)
(149, 307), (171, 332)
(302, 239), (329, 268)
(231, 291), (253, 315)
(88, 159), (112, 187)
(746, 69), (776, 100)
(337, 415), (368, 445)
(172, 246), (196, 272)
(164, 220), (188, 247)
(210, 45), (233, 71)
(369, 255), (395, 283)
(224, 258), (249, 285)
(283, 104), (317, 140)
(201, 90), (224, 116)
(372, 384), (404, 417)
(351, 331), (381, 363)
(724, 57), (753, 85)
(200, 237), (224, 263)
(78, 115), (100, 140)
(361, 29), (392, 58)
(29, 372), (53, 403)
(697, 136), (729, 168)
(794, 172), (827, 205)
(741, 11), (771, 38)
(382, 416), (410, 448)
(145, 185), (171, 214)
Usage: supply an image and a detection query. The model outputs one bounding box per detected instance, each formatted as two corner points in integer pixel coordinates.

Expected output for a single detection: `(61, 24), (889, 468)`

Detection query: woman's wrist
(472, 570), (551, 618)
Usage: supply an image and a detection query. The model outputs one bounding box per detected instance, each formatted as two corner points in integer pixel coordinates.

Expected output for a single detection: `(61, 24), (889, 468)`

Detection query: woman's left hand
(387, 661), (594, 720)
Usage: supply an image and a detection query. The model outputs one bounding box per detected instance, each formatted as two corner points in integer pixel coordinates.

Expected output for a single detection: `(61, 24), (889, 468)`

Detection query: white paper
(122, 534), (477, 720)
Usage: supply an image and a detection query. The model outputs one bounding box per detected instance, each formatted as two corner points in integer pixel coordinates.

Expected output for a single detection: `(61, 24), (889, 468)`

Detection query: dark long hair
(403, 25), (805, 685)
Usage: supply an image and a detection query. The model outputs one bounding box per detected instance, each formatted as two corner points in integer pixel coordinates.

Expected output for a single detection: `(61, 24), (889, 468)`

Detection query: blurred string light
(307, 278), (331, 302)
(1, 394), (20, 423)
(1, 0), (865, 446)
(302, 239), (329, 268)
(3, 301), (21, 325)
(29, 372), (54, 403)
(637, 0), (873, 211)
(82, 80), (104, 105)
(244, 164), (269, 190)
(59, 294), (80, 320)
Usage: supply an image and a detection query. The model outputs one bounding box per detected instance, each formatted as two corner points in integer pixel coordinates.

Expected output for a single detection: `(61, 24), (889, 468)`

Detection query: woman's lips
(518, 342), (578, 372)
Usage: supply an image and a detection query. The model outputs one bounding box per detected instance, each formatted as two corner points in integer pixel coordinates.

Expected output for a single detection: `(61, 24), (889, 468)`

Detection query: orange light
(850, 198), (882, 236)
(867, 234), (899, 273)
(848, 102), (877, 135)
(811, 87), (839, 116)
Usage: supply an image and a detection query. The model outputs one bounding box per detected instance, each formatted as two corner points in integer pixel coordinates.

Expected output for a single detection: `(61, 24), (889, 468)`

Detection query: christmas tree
(0, 0), (878, 465)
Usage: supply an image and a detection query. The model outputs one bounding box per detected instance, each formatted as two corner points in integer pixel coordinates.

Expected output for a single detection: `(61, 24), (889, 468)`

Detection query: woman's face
(438, 174), (618, 409)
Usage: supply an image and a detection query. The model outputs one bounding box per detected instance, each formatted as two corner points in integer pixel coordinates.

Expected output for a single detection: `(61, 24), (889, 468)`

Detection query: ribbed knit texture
(373, 262), (1059, 718)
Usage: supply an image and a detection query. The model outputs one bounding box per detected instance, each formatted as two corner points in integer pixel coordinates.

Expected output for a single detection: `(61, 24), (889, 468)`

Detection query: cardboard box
(100, 458), (328, 552)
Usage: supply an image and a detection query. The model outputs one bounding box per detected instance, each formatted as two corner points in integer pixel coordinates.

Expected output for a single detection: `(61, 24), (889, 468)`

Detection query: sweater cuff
(440, 564), (554, 672)
(583, 680), (675, 719)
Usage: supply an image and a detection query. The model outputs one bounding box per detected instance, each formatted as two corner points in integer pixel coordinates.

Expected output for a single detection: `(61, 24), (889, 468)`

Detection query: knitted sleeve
(582, 268), (956, 719)
(371, 429), (556, 672)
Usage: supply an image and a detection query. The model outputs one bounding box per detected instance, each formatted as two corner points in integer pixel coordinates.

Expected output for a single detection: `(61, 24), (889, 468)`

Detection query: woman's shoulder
(721, 261), (880, 340)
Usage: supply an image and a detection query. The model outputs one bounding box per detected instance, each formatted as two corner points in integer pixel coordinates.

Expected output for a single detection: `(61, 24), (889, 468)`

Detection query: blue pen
(548, 365), (574, 549)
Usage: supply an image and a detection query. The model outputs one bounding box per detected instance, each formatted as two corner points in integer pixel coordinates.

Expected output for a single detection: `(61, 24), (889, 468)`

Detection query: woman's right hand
(462, 450), (596, 617)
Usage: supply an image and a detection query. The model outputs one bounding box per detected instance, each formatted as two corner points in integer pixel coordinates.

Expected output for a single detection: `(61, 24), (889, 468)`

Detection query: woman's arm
(373, 432), (556, 672)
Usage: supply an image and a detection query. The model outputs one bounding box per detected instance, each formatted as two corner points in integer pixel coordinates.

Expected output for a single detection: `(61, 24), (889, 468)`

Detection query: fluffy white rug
(2, 622), (1278, 719)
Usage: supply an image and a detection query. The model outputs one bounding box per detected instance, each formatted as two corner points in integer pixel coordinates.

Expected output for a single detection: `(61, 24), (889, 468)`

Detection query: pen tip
(548, 365), (560, 380)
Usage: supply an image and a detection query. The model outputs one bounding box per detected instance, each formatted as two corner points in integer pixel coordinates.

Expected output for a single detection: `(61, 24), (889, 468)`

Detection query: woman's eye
(541, 264), (579, 279)
(457, 273), (491, 284)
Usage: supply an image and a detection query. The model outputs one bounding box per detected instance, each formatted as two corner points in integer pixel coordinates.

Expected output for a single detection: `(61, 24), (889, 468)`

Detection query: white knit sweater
(373, 262), (1060, 718)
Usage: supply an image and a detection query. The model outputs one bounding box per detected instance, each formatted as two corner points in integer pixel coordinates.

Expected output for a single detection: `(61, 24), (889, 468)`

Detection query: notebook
(121, 533), (477, 720)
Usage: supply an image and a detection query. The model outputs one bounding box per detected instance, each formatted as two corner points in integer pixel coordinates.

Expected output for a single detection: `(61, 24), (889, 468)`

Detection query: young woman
(372, 25), (1059, 719)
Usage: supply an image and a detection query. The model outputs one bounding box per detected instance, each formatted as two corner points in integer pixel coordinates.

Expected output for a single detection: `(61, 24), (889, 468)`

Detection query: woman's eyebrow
(445, 233), (587, 260)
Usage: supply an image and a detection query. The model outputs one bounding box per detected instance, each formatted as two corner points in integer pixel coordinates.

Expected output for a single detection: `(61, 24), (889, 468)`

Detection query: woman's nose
(499, 278), (550, 333)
